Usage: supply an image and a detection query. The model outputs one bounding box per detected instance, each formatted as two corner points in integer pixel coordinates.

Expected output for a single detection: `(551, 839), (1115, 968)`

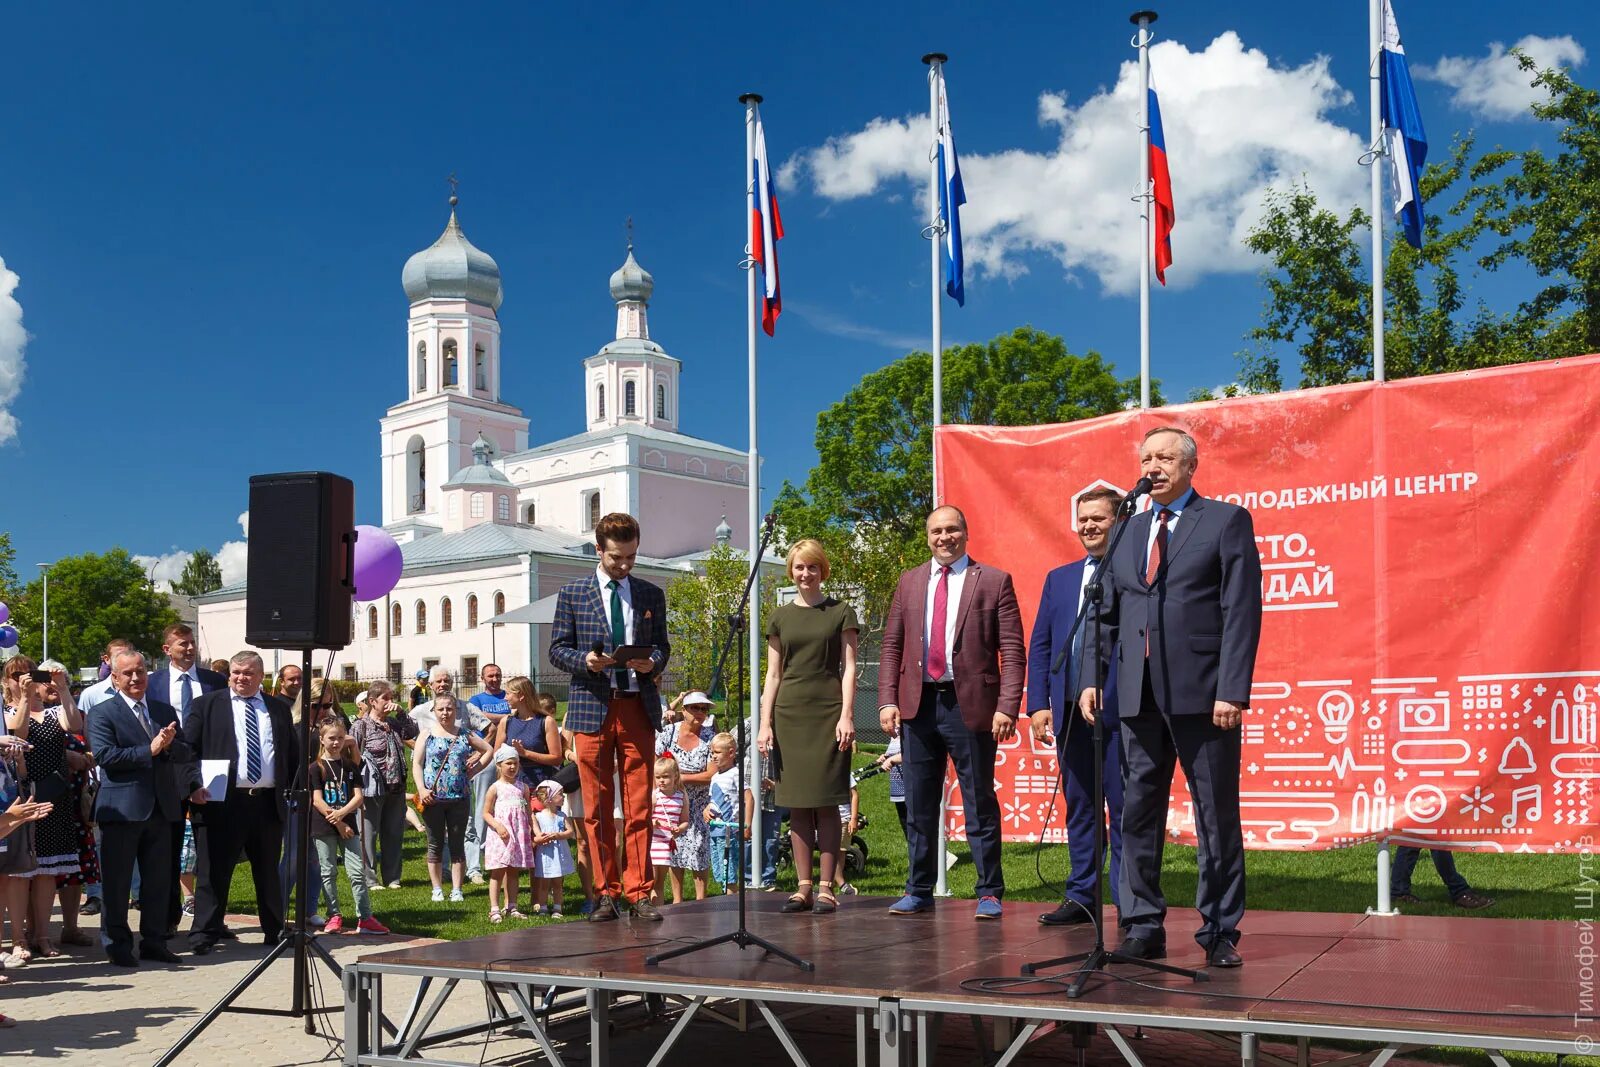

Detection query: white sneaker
(430, 887), (444, 902)
(448, 888), (465, 902)
(387, 881), (402, 890)
(467, 872), (485, 885)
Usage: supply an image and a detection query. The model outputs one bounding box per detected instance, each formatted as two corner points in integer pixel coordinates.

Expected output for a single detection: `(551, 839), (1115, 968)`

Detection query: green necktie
(608, 579), (627, 689)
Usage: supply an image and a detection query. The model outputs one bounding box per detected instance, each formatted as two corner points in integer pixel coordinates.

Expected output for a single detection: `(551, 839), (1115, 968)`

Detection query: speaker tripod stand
(156, 648), (394, 1065)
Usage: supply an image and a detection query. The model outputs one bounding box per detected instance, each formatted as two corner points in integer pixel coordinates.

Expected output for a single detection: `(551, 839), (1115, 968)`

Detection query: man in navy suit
(87, 649), (204, 967)
(1027, 485), (1124, 926)
(182, 651), (299, 953)
(1081, 426), (1262, 968)
(549, 512), (671, 923)
(144, 622), (225, 934)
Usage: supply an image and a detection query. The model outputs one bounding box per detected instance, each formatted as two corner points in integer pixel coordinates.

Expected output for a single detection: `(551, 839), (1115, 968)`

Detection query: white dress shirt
(118, 692), (154, 736)
(231, 691), (277, 788)
(1077, 555), (1102, 616)
(1144, 487), (1196, 561)
(596, 564), (638, 692)
(922, 554), (970, 683)
(167, 665), (202, 725)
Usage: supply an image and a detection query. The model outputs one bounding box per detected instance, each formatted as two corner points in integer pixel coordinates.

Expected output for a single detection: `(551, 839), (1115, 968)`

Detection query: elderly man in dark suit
(1081, 426), (1263, 968)
(182, 650), (299, 954)
(879, 505), (1025, 920)
(1028, 485), (1125, 926)
(549, 511), (671, 923)
(87, 648), (204, 967)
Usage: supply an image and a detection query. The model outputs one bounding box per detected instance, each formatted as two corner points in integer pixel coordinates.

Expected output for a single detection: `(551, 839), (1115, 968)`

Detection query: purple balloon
(352, 524), (404, 601)
(0, 601), (8, 625)
(0, 626), (17, 650)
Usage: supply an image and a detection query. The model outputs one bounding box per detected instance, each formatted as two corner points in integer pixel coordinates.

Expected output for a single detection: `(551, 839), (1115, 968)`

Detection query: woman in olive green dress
(757, 539), (858, 914)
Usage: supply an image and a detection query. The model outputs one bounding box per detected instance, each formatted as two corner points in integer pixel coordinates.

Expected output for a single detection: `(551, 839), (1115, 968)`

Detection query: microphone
(592, 640), (606, 656)
(1121, 477), (1153, 511)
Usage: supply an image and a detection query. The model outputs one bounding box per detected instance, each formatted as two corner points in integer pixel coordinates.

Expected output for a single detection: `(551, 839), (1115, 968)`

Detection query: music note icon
(1502, 784), (1543, 829)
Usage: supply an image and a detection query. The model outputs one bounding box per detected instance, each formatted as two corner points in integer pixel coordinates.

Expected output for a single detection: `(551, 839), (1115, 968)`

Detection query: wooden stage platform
(343, 894), (1585, 1066)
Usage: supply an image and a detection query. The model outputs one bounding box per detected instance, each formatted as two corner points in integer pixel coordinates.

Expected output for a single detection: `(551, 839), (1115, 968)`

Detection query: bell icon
(1498, 736), (1536, 778)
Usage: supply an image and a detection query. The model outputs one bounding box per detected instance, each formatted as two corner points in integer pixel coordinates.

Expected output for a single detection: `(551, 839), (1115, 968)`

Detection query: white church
(196, 200), (759, 685)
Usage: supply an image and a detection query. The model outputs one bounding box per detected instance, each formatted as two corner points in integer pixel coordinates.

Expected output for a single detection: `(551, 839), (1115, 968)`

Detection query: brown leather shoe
(1451, 890), (1495, 909)
(630, 899), (664, 922)
(588, 896), (619, 923)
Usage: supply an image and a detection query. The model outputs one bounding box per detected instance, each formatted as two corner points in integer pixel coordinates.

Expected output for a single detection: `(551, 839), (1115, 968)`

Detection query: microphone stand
(1020, 492), (1204, 997)
(647, 514), (811, 971)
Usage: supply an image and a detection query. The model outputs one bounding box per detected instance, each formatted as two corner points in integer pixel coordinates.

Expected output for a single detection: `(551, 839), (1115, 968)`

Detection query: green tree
(8, 550), (177, 670)
(777, 327), (1144, 635)
(0, 531), (17, 605)
(665, 543), (776, 700)
(172, 548), (224, 597)
(1467, 52), (1600, 358)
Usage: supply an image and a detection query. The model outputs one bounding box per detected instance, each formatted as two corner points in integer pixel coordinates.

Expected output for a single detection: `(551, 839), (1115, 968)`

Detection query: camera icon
(1398, 694), (1450, 733)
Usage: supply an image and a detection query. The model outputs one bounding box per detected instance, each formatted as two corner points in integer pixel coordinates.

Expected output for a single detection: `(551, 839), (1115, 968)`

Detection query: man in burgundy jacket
(879, 505), (1025, 919)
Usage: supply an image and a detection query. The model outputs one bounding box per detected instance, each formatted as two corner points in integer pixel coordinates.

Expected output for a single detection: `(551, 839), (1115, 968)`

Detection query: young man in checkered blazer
(549, 512), (672, 922)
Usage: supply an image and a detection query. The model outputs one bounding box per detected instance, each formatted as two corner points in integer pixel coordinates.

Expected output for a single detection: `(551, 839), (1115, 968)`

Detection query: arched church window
(415, 600), (427, 634)
(471, 493), (485, 518)
(588, 492), (601, 530)
(596, 384), (606, 419)
(440, 598), (453, 632)
(624, 380), (637, 416)
(656, 382), (667, 419)
(391, 603), (402, 635)
(525, 502), (537, 524)
(474, 344), (487, 390)
(493, 591), (506, 616)
(367, 606), (379, 639)
(443, 339), (459, 387)
(415, 341), (428, 392)
(467, 594), (479, 629)
(407, 435), (426, 514)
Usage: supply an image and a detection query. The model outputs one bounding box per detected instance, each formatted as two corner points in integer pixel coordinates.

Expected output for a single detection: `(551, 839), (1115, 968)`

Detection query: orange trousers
(573, 695), (656, 903)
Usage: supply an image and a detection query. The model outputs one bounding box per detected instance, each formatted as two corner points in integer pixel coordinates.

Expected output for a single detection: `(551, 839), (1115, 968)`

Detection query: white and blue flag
(934, 67), (966, 305)
(1380, 0), (1428, 249)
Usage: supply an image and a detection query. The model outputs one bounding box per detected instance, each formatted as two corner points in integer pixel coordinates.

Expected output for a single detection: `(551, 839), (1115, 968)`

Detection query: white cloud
(136, 511), (249, 591)
(0, 256), (27, 446)
(781, 32), (1370, 295)
(1416, 35), (1585, 121)
(785, 300), (928, 351)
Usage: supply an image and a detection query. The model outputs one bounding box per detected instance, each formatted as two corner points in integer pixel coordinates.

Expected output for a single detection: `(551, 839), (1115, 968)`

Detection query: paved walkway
(0, 909), (1482, 1066)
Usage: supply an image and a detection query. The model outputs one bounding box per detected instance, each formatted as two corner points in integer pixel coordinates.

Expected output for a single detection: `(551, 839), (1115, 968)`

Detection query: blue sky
(0, 1), (1591, 582)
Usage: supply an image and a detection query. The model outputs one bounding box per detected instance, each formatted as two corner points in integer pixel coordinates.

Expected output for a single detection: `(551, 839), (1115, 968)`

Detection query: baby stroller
(775, 763), (883, 877)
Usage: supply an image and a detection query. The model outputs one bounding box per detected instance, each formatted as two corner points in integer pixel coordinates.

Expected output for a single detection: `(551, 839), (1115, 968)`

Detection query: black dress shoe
(1038, 901), (1096, 926)
(1207, 941), (1243, 968)
(190, 939), (217, 956)
(107, 948), (140, 968)
(217, 927), (239, 941)
(1116, 934), (1167, 960)
(588, 896), (619, 923)
(141, 944), (185, 964)
(81, 898), (103, 916)
(630, 899), (664, 922)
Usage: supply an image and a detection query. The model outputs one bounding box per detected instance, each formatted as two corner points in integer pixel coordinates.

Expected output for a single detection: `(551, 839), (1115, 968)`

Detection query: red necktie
(928, 565), (952, 680)
(1145, 509), (1172, 585)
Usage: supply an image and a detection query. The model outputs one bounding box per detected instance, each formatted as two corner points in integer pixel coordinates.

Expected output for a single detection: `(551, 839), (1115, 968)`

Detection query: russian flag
(1380, 0), (1428, 249)
(935, 68), (966, 305)
(1148, 80), (1175, 285)
(749, 107), (784, 336)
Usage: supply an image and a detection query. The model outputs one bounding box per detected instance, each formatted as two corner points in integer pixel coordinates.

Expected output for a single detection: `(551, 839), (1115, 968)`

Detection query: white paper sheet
(200, 759), (230, 802)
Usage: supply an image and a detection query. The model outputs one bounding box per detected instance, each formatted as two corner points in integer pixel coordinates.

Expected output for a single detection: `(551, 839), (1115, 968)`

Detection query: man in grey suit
(87, 649), (204, 967)
(1080, 426), (1262, 968)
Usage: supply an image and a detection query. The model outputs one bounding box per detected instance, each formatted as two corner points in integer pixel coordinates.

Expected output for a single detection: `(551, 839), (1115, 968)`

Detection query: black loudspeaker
(246, 472), (356, 649)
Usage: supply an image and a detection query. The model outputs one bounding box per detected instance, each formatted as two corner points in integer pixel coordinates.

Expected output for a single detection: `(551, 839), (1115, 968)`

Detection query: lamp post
(36, 563), (49, 662)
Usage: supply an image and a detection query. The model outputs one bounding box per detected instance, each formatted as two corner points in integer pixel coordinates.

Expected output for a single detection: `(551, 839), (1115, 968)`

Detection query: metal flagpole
(741, 92), (765, 885)
(1370, 0), (1387, 385)
(1367, 0), (1398, 918)
(922, 52), (953, 899)
(1133, 11), (1157, 410)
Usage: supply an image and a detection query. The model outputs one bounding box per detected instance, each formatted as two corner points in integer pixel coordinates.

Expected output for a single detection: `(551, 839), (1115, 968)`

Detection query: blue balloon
(0, 626), (18, 649)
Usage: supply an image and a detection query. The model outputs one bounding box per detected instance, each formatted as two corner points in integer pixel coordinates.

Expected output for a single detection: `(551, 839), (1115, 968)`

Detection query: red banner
(935, 355), (1600, 853)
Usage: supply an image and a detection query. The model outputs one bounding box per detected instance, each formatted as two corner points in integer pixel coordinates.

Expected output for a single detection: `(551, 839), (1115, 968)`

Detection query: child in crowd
(836, 774), (861, 896)
(704, 734), (743, 892)
(531, 782), (576, 916)
(309, 719), (389, 935)
(651, 756), (688, 905)
(179, 815), (197, 916)
(482, 745), (535, 923)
